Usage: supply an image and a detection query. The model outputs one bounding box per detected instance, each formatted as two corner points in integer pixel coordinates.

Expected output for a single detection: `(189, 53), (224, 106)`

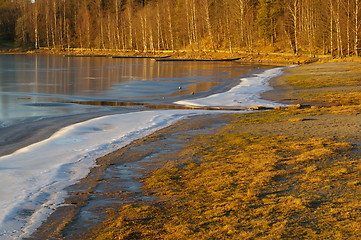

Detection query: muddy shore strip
(26, 61), (361, 239)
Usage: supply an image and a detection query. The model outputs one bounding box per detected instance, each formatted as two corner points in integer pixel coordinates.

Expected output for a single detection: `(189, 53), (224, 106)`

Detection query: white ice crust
(175, 67), (288, 108)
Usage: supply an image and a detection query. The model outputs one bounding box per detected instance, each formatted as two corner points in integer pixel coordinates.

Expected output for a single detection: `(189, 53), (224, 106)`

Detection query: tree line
(0, 0), (360, 56)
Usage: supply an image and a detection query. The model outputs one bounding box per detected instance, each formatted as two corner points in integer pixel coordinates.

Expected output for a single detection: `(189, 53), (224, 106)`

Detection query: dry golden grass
(88, 62), (361, 239)
(279, 62), (361, 106)
(91, 107), (361, 240)
(301, 91), (361, 106)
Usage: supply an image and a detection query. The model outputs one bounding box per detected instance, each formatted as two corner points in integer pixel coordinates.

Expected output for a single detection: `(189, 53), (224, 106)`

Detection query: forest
(0, 0), (360, 56)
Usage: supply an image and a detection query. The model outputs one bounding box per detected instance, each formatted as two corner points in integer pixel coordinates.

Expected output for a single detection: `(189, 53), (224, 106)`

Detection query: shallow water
(0, 54), (259, 126)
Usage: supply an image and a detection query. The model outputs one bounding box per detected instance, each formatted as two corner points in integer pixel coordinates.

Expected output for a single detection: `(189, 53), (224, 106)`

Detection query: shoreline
(0, 63), (276, 158)
(6, 61), (361, 238)
(3, 46), (361, 66)
(0, 62), (285, 239)
(83, 61), (361, 239)
(28, 110), (361, 239)
(27, 61), (361, 239)
(25, 114), (231, 239)
(1, 48), (324, 65)
(0, 60), (272, 238)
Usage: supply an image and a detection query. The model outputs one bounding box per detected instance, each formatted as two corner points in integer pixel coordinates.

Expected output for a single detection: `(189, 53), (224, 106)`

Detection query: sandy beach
(25, 61), (361, 239)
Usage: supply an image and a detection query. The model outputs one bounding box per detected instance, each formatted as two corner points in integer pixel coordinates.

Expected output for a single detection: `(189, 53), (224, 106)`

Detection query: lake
(0, 54), (260, 127)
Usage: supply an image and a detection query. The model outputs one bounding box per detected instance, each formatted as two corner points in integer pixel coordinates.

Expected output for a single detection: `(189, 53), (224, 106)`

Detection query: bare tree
(33, 1), (39, 49)
(126, 1), (134, 50)
(355, 0), (361, 55)
(166, 1), (174, 50)
(335, 0), (344, 56)
(203, 0), (215, 50)
(287, 0), (299, 54)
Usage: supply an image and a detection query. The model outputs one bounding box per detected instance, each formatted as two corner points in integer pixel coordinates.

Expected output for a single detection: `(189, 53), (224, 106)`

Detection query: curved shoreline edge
(0, 64), (286, 239)
(0, 110), (241, 239)
(174, 66), (293, 108)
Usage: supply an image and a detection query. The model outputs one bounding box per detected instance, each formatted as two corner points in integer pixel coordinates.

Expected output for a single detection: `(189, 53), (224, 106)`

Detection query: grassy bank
(1, 47), (328, 65)
(4, 45), (361, 65)
(89, 62), (361, 239)
(268, 62), (361, 106)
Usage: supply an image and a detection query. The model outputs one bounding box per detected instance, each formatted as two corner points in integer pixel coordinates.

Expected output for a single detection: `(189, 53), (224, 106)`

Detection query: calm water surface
(0, 54), (261, 126)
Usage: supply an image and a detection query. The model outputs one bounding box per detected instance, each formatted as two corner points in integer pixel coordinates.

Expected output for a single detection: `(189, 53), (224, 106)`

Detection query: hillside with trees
(0, 0), (360, 56)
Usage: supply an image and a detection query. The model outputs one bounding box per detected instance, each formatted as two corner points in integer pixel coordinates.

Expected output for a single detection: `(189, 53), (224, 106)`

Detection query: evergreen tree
(256, 0), (283, 45)
(0, 0), (19, 41)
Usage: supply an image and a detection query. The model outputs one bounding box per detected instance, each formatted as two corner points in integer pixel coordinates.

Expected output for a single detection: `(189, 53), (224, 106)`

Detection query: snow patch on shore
(175, 67), (288, 108)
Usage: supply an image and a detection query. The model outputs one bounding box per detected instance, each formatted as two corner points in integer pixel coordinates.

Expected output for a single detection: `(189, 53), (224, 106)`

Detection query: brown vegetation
(90, 108), (361, 239)
(269, 62), (361, 105)
(88, 62), (361, 239)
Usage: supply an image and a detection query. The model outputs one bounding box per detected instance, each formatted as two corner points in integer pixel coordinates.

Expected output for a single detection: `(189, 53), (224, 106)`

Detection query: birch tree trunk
(45, 0), (50, 48)
(238, 0), (249, 46)
(288, 0), (299, 55)
(191, 0), (198, 48)
(346, 0), (351, 56)
(185, 0), (193, 46)
(127, 3), (134, 50)
(99, 14), (105, 49)
(225, 3), (233, 53)
(34, 2), (38, 49)
(107, 14), (113, 49)
(62, 0), (67, 49)
(204, 0), (215, 51)
(335, 0), (343, 56)
(140, 15), (147, 51)
(115, 0), (121, 50)
(166, 2), (174, 50)
(355, 0), (360, 56)
(330, 0), (334, 55)
(304, 0), (316, 56)
(52, 0), (57, 48)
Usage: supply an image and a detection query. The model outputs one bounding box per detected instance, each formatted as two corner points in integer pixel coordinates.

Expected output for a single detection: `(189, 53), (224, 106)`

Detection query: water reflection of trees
(1, 55), (251, 100)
